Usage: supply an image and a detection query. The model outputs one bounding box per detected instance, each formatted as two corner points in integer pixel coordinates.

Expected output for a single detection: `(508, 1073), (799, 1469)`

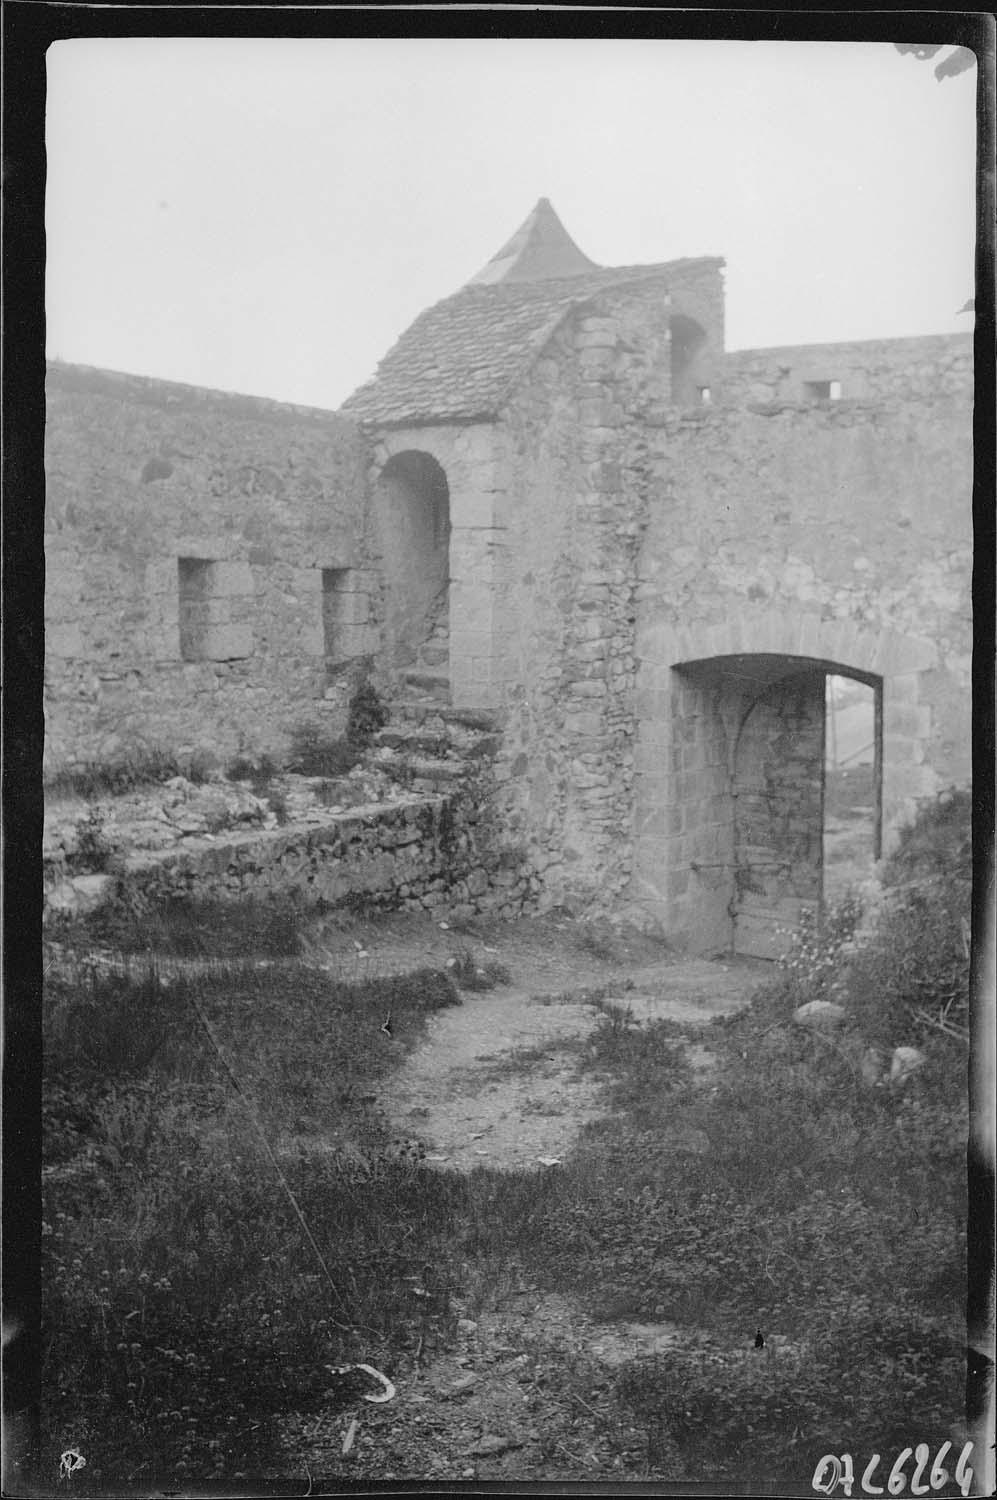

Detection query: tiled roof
(340, 259), (719, 428)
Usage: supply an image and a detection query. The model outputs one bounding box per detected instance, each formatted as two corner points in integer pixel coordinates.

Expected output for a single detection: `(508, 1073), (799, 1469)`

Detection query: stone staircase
(367, 587), (506, 792)
(397, 590), (451, 706)
(366, 697), (502, 796)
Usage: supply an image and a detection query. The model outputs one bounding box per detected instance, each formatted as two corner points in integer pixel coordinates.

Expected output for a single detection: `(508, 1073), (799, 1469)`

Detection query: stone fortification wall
(631, 343), (973, 945)
(720, 332), (973, 405)
(45, 364), (374, 774)
(90, 790), (534, 922)
(483, 321), (971, 931)
(637, 357), (973, 776)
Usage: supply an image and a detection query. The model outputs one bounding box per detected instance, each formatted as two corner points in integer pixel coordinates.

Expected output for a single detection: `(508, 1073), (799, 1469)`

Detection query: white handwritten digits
(812, 1442), (974, 1497)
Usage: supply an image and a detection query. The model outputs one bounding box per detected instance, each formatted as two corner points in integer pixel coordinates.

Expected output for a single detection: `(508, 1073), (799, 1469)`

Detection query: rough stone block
(451, 487), (497, 530)
(206, 625), (254, 661)
(883, 702), (930, 739)
(876, 629), (938, 675)
(884, 672), (921, 705)
(47, 622), (83, 658)
(212, 560), (254, 598)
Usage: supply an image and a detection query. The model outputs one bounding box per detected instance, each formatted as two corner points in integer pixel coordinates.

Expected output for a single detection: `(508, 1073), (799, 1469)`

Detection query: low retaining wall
(108, 791), (536, 920)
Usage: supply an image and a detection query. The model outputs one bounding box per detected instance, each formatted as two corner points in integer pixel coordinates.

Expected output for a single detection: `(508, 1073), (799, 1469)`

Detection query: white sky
(45, 38), (978, 410)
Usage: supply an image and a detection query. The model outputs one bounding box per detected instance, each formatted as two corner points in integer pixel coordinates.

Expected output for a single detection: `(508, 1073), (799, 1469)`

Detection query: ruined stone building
(44, 200), (973, 955)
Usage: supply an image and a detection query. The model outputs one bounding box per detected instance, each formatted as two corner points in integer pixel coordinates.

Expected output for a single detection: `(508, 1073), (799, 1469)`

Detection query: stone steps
(409, 596), (450, 668)
(399, 668), (451, 703)
(371, 686), (504, 794)
(366, 747), (468, 790)
(392, 700), (502, 735)
(375, 725), (452, 757)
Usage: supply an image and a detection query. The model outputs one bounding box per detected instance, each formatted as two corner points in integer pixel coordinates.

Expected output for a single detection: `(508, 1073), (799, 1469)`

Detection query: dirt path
(385, 953), (764, 1171)
(278, 913), (770, 1484)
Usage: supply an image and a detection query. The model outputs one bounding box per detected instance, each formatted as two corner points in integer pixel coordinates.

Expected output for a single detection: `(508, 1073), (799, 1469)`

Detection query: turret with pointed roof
(466, 198), (600, 285)
(341, 200), (723, 427)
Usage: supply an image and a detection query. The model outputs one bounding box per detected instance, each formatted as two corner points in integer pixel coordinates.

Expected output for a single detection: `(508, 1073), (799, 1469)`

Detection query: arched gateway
(632, 609), (943, 957)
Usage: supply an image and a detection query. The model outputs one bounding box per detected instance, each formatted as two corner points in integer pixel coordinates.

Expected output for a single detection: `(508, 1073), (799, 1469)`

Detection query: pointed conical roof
(466, 197), (600, 285)
(341, 201), (724, 427)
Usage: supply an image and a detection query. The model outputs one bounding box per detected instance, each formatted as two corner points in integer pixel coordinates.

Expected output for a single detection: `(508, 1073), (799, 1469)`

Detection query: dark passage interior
(373, 450), (451, 671)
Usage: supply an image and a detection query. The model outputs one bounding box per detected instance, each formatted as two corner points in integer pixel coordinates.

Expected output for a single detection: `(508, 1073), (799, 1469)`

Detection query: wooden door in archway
(732, 672), (826, 958)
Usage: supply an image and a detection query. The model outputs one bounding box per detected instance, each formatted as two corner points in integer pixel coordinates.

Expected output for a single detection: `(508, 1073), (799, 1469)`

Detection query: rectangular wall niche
(804, 379), (842, 400)
(178, 557), (253, 661)
(322, 567), (372, 662)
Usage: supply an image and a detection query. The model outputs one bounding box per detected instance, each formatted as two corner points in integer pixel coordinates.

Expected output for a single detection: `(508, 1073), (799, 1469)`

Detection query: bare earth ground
(277, 910), (770, 1484)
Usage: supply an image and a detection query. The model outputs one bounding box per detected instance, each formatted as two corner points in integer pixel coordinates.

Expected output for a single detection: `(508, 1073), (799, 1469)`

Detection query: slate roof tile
(340, 259), (721, 428)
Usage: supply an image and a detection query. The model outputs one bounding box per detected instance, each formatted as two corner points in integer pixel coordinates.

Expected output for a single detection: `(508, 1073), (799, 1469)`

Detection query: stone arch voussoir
(636, 604), (938, 679)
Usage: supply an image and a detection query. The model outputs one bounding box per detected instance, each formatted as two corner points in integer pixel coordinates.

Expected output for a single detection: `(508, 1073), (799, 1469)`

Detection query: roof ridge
(339, 248), (726, 428)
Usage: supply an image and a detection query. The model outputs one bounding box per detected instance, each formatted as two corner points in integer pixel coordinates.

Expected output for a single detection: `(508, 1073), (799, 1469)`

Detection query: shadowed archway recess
(374, 450), (451, 672)
(632, 644), (894, 958)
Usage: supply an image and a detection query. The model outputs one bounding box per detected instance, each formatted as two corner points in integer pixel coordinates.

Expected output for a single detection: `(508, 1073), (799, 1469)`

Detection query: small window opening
(178, 557), (215, 662)
(178, 556), (252, 662)
(805, 379), (842, 401)
(698, 385), (712, 405)
(321, 567), (371, 663)
(322, 568), (350, 659)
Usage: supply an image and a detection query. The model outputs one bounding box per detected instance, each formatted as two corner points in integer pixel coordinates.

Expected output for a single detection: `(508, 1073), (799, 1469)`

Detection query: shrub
(66, 809), (115, 874)
(883, 786), (972, 886)
(346, 679), (389, 746)
(775, 888), (864, 1005)
(287, 722), (363, 778)
(185, 749), (217, 784)
(267, 788), (290, 825)
(225, 752), (280, 791)
(846, 790), (971, 1047)
(846, 886), (970, 1047)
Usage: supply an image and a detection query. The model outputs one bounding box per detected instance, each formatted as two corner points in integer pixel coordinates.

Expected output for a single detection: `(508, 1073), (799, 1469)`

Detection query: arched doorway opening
(668, 653), (883, 958)
(375, 450), (450, 673)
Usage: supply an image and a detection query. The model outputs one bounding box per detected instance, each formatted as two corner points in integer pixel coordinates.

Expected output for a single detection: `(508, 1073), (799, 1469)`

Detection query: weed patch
(65, 809), (115, 874)
(42, 955), (465, 1486)
(65, 894), (307, 959)
(450, 946), (513, 991)
(45, 749), (185, 801)
(346, 679), (389, 745)
(287, 723), (364, 779)
(617, 1314), (964, 1484)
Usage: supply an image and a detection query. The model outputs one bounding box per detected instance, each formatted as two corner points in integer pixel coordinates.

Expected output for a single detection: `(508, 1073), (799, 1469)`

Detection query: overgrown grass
(58, 893), (309, 959)
(450, 945), (513, 991)
(42, 957), (464, 1487)
(848, 786), (972, 1046)
(446, 796), (970, 1480)
(287, 723), (364, 779)
(453, 994), (966, 1481)
(41, 792), (970, 1488)
(45, 749), (191, 801)
(225, 752), (282, 794)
